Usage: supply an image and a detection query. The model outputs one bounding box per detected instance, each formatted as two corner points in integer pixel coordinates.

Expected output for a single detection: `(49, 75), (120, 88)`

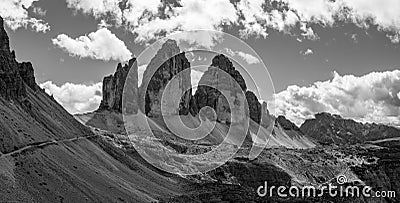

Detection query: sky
(1, 0), (400, 126)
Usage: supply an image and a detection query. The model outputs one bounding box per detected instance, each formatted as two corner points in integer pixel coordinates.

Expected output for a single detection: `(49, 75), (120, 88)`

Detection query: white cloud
(0, 0), (50, 32)
(301, 48), (314, 56)
(224, 48), (260, 64)
(40, 81), (102, 114)
(271, 70), (400, 126)
(65, 0), (400, 43)
(52, 27), (132, 62)
(236, 0), (400, 43)
(67, 0), (238, 47)
(235, 51), (260, 64)
(66, 0), (123, 23)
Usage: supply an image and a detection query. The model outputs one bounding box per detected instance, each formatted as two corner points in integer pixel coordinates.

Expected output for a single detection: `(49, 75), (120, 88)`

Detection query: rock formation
(276, 115), (301, 132)
(140, 39), (192, 117)
(300, 112), (400, 144)
(245, 91), (262, 124)
(192, 54), (248, 124)
(0, 17), (37, 100)
(98, 58), (137, 113)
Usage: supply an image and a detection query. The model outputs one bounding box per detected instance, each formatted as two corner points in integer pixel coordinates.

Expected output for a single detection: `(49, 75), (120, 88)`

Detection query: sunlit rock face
(98, 58), (138, 113)
(0, 16), (37, 100)
(140, 39), (192, 117)
(193, 54), (249, 124)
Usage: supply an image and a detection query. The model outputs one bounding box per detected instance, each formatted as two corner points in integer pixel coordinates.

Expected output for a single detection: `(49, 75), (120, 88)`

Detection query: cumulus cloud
(0, 0), (50, 32)
(301, 48), (314, 56)
(66, 0), (123, 23)
(271, 70), (400, 126)
(52, 27), (132, 62)
(65, 0), (400, 44)
(66, 0), (238, 47)
(40, 81), (102, 114)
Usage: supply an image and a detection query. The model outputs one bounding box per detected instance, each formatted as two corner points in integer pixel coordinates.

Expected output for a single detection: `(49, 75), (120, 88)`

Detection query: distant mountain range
(300, 112), (400, 145)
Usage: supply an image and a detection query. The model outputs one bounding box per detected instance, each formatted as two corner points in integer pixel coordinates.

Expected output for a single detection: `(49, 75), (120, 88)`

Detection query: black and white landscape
(1, 0), (400, 202)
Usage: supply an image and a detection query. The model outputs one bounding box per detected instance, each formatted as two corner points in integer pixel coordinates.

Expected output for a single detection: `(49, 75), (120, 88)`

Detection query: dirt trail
(0, 135), (98, 158)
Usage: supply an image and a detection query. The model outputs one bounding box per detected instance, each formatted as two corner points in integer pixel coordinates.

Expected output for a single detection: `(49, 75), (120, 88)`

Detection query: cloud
(52, 27), (132, 62)
(66, 0), (123, 23)
(67, 0), (238, 47)
(0, 0), (50, 32)
(301, 48), (314, 56)
(271, 70), (400, 126)
(224, 48), (260, 64)
(32, 6), (46, 17)
(40, 81), (102, 114)
(65, 0), (400, 43)
(235, 51), (261, 64)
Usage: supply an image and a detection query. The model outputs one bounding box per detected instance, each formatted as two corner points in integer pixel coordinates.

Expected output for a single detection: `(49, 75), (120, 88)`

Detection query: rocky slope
(300, 112), (400, 145)
(0, 16), (185, 202)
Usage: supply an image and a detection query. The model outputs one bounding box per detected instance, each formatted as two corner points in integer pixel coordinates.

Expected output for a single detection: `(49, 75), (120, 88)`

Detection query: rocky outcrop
(18, 62), (37, 91)
(0, 17), (9, 52)
(192, 54), (248, 124)
(245, 91), (261, 124)
(98, 58), (137, 113)
(140, 39), (192, 117)
(300, 112), (400, 144)
(0, 17), (36, 100)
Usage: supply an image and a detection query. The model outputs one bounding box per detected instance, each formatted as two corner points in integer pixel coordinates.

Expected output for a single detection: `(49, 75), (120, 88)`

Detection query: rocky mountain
(191, 54), (268, 126)
(75, 57), (139, 134)
(0, 17), (36, 100)
(98, 58), (138, 113)
(300, 112), (400, 144)
(140, 39), (192, 117)
(0, 16), (187, 202)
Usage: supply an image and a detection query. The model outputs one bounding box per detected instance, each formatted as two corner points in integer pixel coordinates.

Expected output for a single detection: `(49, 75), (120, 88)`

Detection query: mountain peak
(0, 16), (10, 53)
(301, 112), (400, 144)
(156, 39), (180, 58)
(314, 112), (342, 120)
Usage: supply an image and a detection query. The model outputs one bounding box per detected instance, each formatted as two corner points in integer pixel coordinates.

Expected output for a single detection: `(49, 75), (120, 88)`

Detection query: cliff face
(98, 58), (137, 113)
(140, 39), (192, 117)
(245, 91), (262, 124)
(192, 54), (248, 124)
(0, 17), (36, 100)
(300, 112), (400, 144)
